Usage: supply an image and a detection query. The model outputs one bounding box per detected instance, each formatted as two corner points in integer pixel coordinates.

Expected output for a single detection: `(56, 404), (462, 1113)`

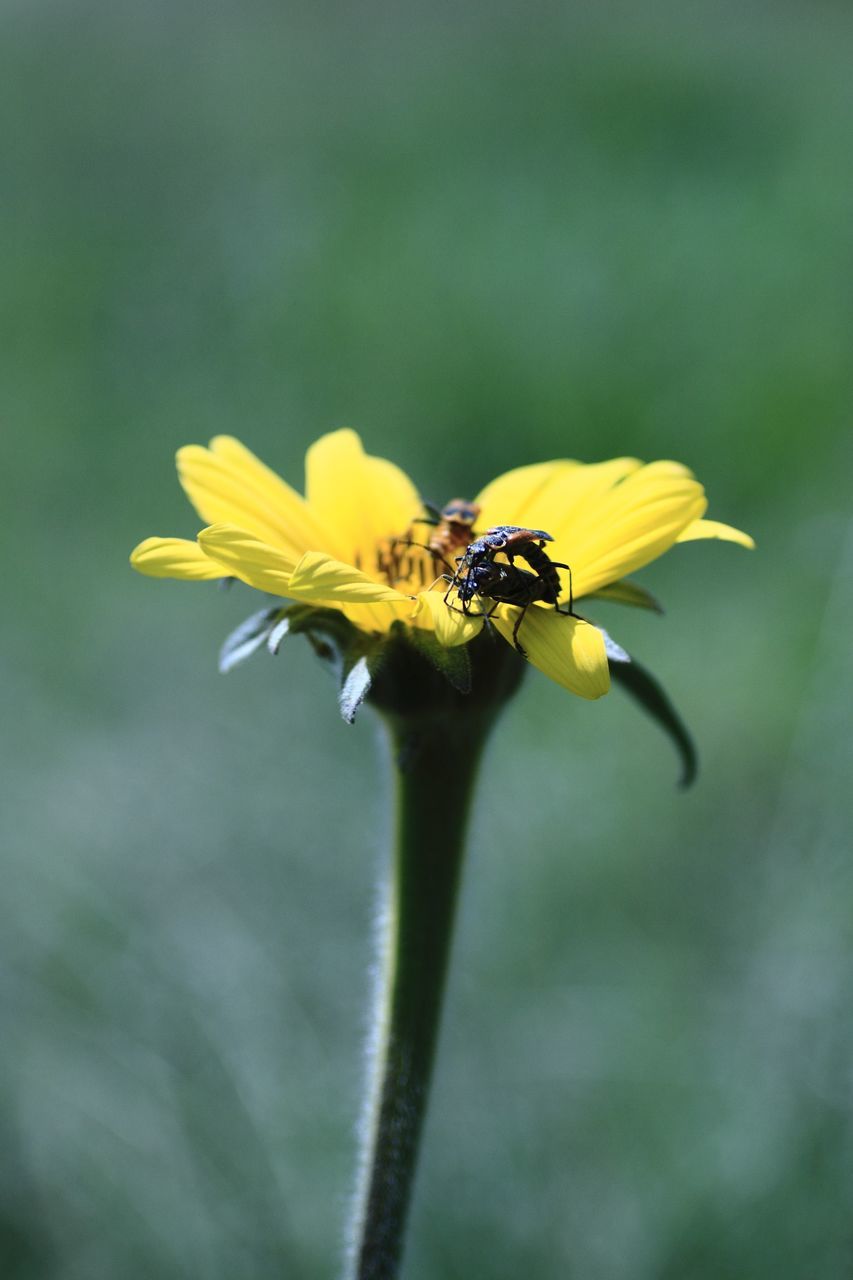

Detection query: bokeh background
(3, 0), (853, 1276)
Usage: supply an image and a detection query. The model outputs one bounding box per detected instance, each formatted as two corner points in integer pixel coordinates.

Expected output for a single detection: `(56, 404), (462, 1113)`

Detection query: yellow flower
(131, 429), (753, 700)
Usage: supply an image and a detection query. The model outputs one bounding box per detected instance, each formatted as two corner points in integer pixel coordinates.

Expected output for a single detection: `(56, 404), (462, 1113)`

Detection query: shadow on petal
(491, 606), (610, 700)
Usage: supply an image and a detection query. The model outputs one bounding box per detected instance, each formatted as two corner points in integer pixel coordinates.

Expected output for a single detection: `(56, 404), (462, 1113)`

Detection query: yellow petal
(197, 524), (296, 595)
(676, 518), (755, 549)
(475, 461), (578, 529)
(305, 429), (422, 564)
(412, 590), (487, 646)
(339, 599), (414, 634)
(177, 438), (331, 560)
(549, 465), (708, 599)
(289, 550), (413, 603)
(491, 606), (610, 700)
(130, 536), (227, 581)
(476, 458), (643, 538)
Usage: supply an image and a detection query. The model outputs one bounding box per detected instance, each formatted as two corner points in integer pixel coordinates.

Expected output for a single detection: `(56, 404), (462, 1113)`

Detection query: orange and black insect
(446, 560), (566, 655)
(458, 524), (574, 612)
(415, 498), (481, 566)
(446, 524), (574, 653)
(391, 498), (481, 582)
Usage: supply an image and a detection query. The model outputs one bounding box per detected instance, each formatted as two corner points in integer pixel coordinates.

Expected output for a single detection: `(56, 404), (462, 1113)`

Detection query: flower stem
(345, 711), (494, 1280)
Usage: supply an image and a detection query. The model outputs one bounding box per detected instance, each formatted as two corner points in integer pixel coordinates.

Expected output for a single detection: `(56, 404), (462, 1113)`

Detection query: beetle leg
(511, 603), (530, 657)
(550, 562), (575, 614)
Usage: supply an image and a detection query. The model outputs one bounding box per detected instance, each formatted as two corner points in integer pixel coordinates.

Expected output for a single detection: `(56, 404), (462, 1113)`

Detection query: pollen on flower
(376, 497), (484, 594)
(343, 520), (449, 596)
(375, 535), (449, 593)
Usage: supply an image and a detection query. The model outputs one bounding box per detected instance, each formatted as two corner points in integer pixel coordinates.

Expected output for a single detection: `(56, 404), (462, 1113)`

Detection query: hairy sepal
(219, 607), (289, 673)
(397, 623), (472, 695)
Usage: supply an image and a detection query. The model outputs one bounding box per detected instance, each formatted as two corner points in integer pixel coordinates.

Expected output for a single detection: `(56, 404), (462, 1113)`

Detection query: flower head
(131, 429), (752, 703)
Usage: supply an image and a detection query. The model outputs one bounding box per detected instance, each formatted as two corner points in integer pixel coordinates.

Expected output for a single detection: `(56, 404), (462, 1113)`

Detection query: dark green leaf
(589, 579), (664, 613)
(611, 657), (698, 788)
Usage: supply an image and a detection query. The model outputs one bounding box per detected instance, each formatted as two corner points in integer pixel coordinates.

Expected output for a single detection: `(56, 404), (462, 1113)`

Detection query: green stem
(345, 712), (494, 1280)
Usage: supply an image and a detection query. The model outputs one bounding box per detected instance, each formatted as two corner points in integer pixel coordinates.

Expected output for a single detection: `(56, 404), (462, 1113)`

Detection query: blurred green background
(3, 0), (853, 1276)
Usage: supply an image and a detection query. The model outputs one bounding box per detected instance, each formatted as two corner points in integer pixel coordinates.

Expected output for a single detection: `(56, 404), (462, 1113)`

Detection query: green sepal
(219, 602), (367, 685)
(338, 648), (389, 724)
(589, 579), (664, 613)
(338, 656), (371, 723)
(267, 614), (291, 655)
(598, 626), (630, 665)
(219, 602), (523, 731)
(271, 605), (386, 724)
(219, 607), (288, 673)
(610, 656), (698, 788)
(272, 604), (359, 655)
(394, 622), (472, 695)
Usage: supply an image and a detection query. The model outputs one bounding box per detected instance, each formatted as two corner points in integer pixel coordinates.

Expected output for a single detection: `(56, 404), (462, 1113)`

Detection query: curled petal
(130, 537), (227, 581)
(289, 550), (413, 603)
(197, 524), (297, 595)
(178, 438), (331, 560)
(491, 606), (610, 700)
(676, 518), (755, 549)
(412, 591), (486, 647)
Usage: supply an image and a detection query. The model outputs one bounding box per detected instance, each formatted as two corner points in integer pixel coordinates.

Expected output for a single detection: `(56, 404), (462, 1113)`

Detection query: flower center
(374, 534), (448, 593)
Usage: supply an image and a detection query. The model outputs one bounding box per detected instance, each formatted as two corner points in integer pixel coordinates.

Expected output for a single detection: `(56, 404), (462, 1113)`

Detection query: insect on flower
(388, 498), (482, 583)
(446, 524), (575, 654)
(423, 498), (481, 563)
(448, 558), (573, 655)
(460, 524), (574, 611)
(130, 429), (754, 701)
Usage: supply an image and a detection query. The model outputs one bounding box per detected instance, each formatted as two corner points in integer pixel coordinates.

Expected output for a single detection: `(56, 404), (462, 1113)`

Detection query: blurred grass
(2, 0), (853, 1276)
